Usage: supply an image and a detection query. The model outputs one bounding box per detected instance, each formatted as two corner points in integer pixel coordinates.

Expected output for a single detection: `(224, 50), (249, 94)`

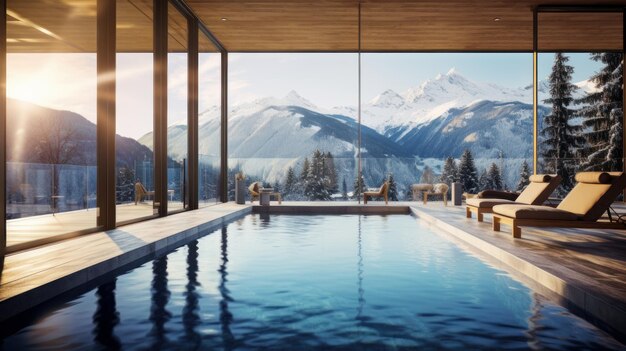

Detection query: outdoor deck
(1, 200), (625, 341)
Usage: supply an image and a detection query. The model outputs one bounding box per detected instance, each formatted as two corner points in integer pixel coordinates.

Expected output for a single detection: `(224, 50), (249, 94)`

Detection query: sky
(7, 52), (603, 139)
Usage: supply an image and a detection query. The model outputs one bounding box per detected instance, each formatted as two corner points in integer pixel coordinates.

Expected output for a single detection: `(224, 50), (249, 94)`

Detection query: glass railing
(199, 154), (220, 207)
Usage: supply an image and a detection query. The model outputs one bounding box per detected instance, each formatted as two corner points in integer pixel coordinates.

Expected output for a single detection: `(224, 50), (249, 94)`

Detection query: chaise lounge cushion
(477, 190), (519, 201)
(528, 174), (552, 183)
(574, 172), (611, 184)
(493, 204), (579, 221)
(466, 198), (517, 208)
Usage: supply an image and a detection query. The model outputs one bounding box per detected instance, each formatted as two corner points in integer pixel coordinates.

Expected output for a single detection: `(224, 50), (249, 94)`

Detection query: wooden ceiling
(6, 0), (626, 53)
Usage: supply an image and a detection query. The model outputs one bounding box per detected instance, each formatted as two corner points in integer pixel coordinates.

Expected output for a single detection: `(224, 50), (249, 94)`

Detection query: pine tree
(440, 157), (458, 186)
(116, 166), (136, 202)
(300, 157), (310, 198)
(541, 53), (584, 194)
(420, 166), (436, 184)
(577, 53), (623, 172)
(305, 150), (332, 200)
(341, 177), (348, 200)
(387, 173), (398, 201)
(478, 169), (489, 191)
(516, 160), (531, 191)
(324, 152), (338, 194)
(486, 162), (503, 190)
(353, 175), (366, 199)
(458, 149), (479, 193)
(284, 166), (297, 197)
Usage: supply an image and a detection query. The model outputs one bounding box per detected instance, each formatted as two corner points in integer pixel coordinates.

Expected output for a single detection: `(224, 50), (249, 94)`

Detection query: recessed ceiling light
(221, 17), (228, 21)
(493, 17), (501, 22)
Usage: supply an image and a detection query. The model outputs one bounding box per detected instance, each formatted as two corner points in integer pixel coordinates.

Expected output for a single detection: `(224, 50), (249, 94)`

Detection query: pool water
(0, 214), (623, 350)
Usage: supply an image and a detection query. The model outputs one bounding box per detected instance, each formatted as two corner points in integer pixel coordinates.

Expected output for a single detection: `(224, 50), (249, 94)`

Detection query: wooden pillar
(220, 52), (228, 203)
(533, 7), (538, 175)
(0, 0), (6, 266)
(96, 0), (116, 229)
(154, 0), (167, 216)
(187, 19), (198, 210)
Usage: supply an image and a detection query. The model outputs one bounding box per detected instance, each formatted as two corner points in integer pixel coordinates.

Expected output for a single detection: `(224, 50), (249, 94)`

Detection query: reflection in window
(5, 0), (98, 248)
(198, 31), (221, 207)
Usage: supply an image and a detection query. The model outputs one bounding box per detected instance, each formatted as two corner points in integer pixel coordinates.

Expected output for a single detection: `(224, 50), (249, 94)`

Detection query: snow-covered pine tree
(420, 166), (435, 184)
(305, 150), (332, 200)
(516, 160), (531, 191)
(387, 173), (398, 201)
(440, 156), (458, 186)
(341, 177), (348, 200)
(284, 166), (296, 197)
(577, 53), (623, 172)
(486, 162), (503, 190)
(458, 149), (479, 193)
(353, 175), (366, 199)
(324, 152), (338, 194)
(541, 53), (584, 194)
(300, 157), (310, 198)
(478, 169), (489, 192)
(116, 166), (135, 202)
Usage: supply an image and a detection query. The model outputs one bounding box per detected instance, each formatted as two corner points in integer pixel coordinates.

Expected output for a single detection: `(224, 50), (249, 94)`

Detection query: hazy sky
(7, 52), (602, 139)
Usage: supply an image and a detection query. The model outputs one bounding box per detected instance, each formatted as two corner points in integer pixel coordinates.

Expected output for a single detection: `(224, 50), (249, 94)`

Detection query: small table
(259, 188), (273, 206)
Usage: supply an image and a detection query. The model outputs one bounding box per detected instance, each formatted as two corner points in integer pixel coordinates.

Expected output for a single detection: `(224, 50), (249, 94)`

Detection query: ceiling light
(220, 17), (228, 21)
(493, 17), (501, 22)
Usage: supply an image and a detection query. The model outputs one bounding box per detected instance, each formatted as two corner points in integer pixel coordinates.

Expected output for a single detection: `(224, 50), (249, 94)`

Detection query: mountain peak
(446, 67), (458, 76)
(284, 90), (303, 99)
(370, 89), (404, 108)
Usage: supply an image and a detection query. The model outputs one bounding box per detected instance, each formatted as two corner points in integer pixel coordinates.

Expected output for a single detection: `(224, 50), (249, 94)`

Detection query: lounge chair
(248, 181), (282, 204)
(134, 181), (154, 205)
(363, 181), (389, 204)
(492, 172), (626, 238)
(466, 174), (561, 222)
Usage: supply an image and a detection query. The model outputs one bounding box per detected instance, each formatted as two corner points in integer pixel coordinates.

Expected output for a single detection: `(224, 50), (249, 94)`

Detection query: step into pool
(0, 214), (623, 350)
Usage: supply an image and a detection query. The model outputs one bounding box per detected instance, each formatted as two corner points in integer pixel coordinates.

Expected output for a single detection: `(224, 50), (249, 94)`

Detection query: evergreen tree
(458, 149), (479, 193)
(420, 166), (436, 184)
(341, 177), (348, 200)
(387, 173), (398, 201)
(353, 174), (366, 199)
(300, 157), (310, 197)
(324, 152), (338, 194)
(116, 166), (135, 202)
(305, 150), (332, 200)
(516, 160), (531, 191)
(541, 53), (584, 194)
(284, 166), (297, 197)
(478, 169), (489, 191)
(440, 157), (458, 186)
(486, 162), (503, 190)
(577, 53), (623, 172)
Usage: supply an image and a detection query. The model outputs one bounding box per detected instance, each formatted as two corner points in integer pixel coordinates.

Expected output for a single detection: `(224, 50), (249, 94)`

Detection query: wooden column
(96, 0), (116, 229)
(220, 52), (228, 203)
(0, 0), (6, 266)
(187, 19), (199, 210)
(154, 0), (167, 216)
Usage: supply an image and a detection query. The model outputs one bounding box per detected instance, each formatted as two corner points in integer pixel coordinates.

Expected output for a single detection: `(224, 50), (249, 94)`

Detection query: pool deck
(1, 200), (625, 341)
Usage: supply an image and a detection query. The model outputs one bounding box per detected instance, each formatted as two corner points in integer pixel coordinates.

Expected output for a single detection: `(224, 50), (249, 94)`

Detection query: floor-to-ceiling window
(5, 0), (98, 249)
(227, 53), (357, 202)
(116, 0), (156, 223)
(361, 53), (533, 200)
(536, 11), (623, 197)
(167, 2), (189, 213)
(198, 31), (221, 207)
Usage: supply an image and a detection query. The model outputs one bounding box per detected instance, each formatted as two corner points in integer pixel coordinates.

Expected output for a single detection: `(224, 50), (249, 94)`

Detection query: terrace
(1, 0), (626, 349)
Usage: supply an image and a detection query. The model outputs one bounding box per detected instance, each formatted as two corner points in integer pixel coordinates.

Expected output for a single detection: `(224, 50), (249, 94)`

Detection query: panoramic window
(227, 53), (357, 202)
(361, 53), (533, 201)
(198, 31), (221, 207)
(167, 3), (189, 212)
(5, 0), (98, 249)
(116, 0), (155, 223)
(537, 12), (623, 197)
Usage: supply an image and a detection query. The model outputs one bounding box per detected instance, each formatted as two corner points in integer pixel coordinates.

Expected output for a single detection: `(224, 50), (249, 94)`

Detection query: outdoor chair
(466, 174), (561, 222)
(134, 181), (154, 205)
(363, 181), (389, 204)
(491, 172), (626, 238)
(423, 183), (449, 206)
(248, 181), (282, 204)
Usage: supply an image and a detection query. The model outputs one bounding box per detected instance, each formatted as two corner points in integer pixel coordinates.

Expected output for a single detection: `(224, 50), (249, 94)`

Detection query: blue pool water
(0, 214), (623, 350)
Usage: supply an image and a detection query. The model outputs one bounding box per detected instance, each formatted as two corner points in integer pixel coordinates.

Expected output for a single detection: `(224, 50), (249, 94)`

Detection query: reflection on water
(149, 256), (171, 349)
(92, 279), (120, 350)
(0, 215), (623, 350)
(182, 241), (201, 348)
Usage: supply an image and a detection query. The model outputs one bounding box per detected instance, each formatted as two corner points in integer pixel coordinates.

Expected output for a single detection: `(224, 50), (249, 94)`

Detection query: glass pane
(198, 31), (221, 208)
(538, 52), (624, 197)
(116, 0), (155, 223)
(6, 0), (97, 248)
(361, 53), (533, 201)
(167, 3), (188, 212)
(228, 53), (357, 202)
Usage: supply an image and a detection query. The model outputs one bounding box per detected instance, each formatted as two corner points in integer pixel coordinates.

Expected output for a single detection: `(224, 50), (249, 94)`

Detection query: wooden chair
(363, 181), (389, 205)
(492, 172), (626, 238)
(134, 181), (154, 205)
(248, 182), (282, 204)
(466, 174), (561, 222)
(423, 183), (449, 206)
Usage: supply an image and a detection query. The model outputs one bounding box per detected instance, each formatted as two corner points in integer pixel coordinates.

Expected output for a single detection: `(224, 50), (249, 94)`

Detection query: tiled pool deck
(1, 200), (625, 341)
